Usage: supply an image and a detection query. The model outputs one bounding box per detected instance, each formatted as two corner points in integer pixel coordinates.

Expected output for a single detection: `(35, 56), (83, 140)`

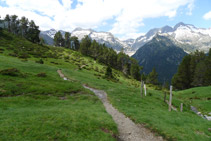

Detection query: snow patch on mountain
(129, 22), (211, 54)
(40, 28), (131, 54)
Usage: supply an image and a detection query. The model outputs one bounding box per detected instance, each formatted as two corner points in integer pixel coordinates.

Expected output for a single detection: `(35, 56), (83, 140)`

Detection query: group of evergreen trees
(0, 14), (40, 43)
(172, 49), (211, 90)
(54, 31), (80, 50)
(79, 35), (142, 80)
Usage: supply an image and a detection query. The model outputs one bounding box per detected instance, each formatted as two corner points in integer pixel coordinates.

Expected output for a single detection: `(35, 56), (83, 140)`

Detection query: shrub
(94, 66), (99, 72)
(36, 59), (44, 64)
(105, 66), (113, 78)
(8, 52), (18, 57)
(18, 52), (30, 59)
(64, 56), (70, 60)
(36, 72), (47, 77)
(0, 68), (22, 77)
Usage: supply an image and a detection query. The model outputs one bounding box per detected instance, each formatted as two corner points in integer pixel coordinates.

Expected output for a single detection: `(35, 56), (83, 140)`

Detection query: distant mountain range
(124, 22), (211, 55)
(40, 22), (211, 56)
(40, 28), (130, 53)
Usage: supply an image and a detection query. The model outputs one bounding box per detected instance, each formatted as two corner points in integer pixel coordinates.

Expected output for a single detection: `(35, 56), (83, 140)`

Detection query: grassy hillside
(0, 30), (210, 140)
(0, 30), (118, 140)
(174, 86), (211, 115)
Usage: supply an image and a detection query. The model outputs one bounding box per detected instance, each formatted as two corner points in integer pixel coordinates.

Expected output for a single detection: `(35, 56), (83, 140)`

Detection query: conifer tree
(130, 63), (141, 80)
(10, 15), (18, 34)
(20, 16), (29, 37)
(105, 66), (113, 78)
(64, 32), (71, 48)
(4, 14), (11, 31)
(172, 55), (191, 89)
(54, 31), (64, 47)
(26, 20), (40, 43)
(70, 36), (80, 50)
(79, 35), (91, 55)
(146, 68), (159, 85)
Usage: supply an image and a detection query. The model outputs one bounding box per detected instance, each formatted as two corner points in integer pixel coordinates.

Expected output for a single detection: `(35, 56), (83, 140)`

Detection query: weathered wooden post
(144, 84), (147, 96)
(140, 81), (144, 97)
(180, 103), (183, 112)
(169, 85), (173, 111)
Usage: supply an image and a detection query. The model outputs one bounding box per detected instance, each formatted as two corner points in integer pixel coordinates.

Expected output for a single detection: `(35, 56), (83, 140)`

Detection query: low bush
(0, 68), (22, 77)
(35, 59), (44, 64)
(36, 72), (47, 77)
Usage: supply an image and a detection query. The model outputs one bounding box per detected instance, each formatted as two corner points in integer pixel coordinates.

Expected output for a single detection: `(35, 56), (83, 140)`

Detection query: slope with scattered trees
(54, 32), (142, 80)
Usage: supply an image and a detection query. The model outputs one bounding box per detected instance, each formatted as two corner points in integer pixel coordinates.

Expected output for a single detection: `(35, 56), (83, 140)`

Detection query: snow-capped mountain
(40, 28), (130, 53)
(40, 22), (211, 56)
(127, 22), (211, 55)
(122, 39), (135, 47)
(40, 29), (66, 45)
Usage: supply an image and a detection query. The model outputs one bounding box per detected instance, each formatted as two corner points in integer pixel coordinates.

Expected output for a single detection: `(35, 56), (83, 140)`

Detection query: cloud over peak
(0, 0), (194, 39)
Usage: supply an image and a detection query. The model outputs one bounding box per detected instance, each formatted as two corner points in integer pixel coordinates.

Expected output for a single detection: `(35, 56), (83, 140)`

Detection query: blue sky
(0, 0), (211, 39)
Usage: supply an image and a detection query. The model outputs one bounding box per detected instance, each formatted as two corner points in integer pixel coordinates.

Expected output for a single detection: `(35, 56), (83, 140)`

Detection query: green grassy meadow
(0, 30), (210, 140)
(174, 86), (211, 115)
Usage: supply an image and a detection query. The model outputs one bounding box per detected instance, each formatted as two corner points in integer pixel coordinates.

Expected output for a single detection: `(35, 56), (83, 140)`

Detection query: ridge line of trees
(0, 14), (40, 43)
(54, 33), (143, 80)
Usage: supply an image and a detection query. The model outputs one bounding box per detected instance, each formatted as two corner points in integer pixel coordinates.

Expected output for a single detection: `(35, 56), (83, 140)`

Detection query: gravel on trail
(83, 85), (164, 141)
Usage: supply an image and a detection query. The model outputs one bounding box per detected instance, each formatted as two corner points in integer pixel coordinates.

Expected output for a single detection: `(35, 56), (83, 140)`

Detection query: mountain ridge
(132, 34), (187, 83)
(128, 22), (211, 55)
(40, 28), (130, 53)
(40, 22), (211, 56)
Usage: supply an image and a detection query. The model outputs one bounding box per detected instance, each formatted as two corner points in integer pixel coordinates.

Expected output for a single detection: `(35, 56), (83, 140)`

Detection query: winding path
(57, 70), (164, 141)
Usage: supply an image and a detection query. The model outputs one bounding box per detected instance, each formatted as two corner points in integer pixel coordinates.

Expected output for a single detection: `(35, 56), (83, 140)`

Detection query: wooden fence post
(180, 103), (183, 112)
(169, 85), (173, 111)
(140, 81), (144, 97)
(144, 84), (147, 96)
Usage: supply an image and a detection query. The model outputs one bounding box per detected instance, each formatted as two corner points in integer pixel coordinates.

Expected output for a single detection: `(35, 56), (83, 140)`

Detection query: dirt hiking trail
(57, 70), (164, 141)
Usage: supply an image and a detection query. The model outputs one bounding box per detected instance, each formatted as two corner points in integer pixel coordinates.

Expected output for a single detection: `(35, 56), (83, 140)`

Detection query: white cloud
(0, 0), (194, 39)
(203, 11), (211, 20)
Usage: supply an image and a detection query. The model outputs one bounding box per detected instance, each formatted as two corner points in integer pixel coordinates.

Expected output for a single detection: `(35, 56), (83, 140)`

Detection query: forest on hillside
(172, 50), (211, 90)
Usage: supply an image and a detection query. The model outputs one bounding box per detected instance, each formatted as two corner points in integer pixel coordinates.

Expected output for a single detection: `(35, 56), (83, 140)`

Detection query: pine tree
(4, 14), (11, 32)
(0, 16), (2, 32)
(70, 36), (80, 50)
(79, 35), (91, 55)
(10, 15), (18, 34)
(26, 20), (40, 43)
(146, 68), (159, 85)
(64, 32), (71, 48)
(105, 66), (113, 78)
(189, 50), (206, 84)
(172, 55), (191, 90)
(20, 16), (29, 37)
(204, 48), (211, 85)
(130, 63), (141, 80)
(54, 31), (64, 47)
(192, 61), (207, 86)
